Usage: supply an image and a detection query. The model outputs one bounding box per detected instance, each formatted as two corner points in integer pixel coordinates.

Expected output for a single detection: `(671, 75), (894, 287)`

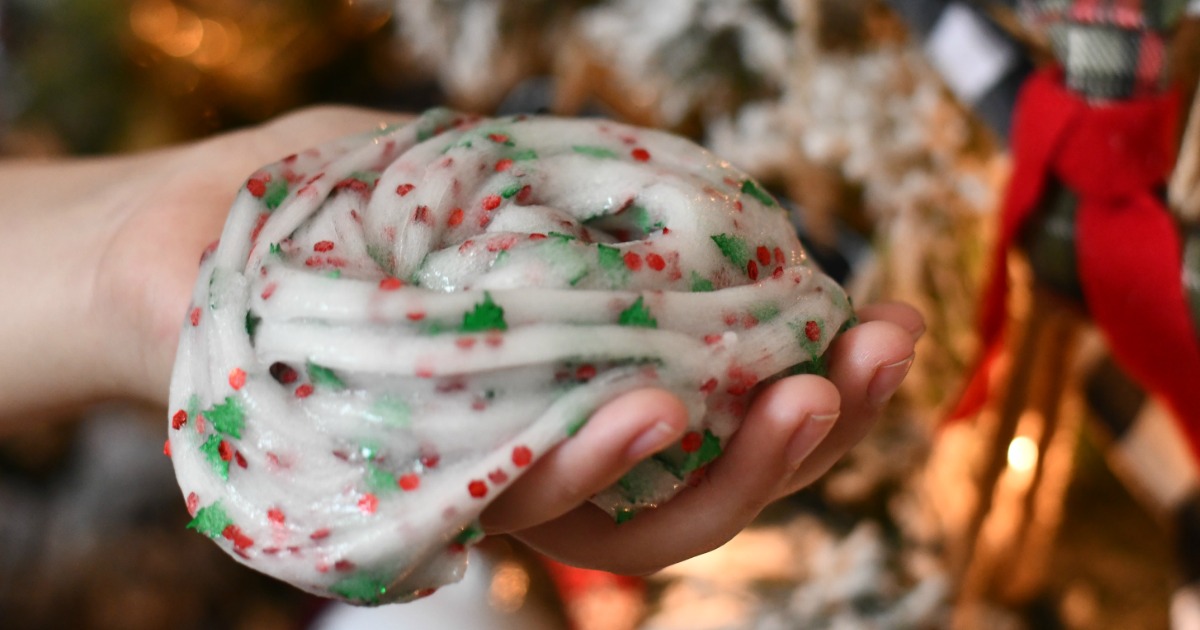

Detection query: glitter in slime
(167, 109), (854, 605)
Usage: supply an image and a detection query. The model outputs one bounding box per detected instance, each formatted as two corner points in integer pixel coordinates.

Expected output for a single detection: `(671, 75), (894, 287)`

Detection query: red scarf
(951, 68), (1200, 460)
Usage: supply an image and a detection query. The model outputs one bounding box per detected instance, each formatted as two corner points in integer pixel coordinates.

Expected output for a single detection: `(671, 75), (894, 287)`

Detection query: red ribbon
(951, 68), (1200, 460)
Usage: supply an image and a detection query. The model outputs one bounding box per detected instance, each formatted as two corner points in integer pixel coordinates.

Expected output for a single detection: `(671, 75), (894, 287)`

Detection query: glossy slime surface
(167, 109), (853, 605)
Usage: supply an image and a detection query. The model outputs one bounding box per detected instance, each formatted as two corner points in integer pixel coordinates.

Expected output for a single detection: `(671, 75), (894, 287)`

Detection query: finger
(511, 375), (841, 575)
(480, 388), (688, 535)
(785, 319), (915, 491)
(856, 301), (925, 340)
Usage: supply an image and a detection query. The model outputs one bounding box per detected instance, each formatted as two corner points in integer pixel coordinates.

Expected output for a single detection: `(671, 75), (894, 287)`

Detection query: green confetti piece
(547, 231), (577, 241)
(566, 414), (589, 437)
(454, 522), (485, 546)
(187, 502), (233, 539)
(511, 148), (538, 161)
(187, 393), (202, 420)
(307, 362), (347, 390)
(460, 292), (507, 332)
(630, 205), (663, 234)
(689, 272), (715, 293)
(205, 397), (245, 439)
(740, 179), (776, 207)
(263, 178), (289, 211)
(615, 508), (637, 524)
(572, 145), (618, 159)
(365, 463), (397, 493)
(370, 397), (410, 427)
(331, 573), (388, 605)
(499, 182), (523, 199)
(200, 434), (230, 480)
(325, 269), (342, 279)
(366, 244), (394, 276)
(268, 242), (282, 256)
(618, 297), (658, 328)
(750, 303), (781, 322)
(680, 430), (723, 474)
(596, 244), (629, 287)
(788, 356), (829, 377)
(245, 311), (261, 339)
(712, 233), (751, 269)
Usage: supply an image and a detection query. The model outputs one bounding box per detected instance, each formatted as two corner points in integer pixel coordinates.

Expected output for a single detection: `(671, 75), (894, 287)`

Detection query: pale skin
(0, 106), (922, 576)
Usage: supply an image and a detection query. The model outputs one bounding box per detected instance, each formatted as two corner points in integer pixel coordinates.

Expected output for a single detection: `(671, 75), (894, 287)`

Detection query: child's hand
(10, 105), (919, 575)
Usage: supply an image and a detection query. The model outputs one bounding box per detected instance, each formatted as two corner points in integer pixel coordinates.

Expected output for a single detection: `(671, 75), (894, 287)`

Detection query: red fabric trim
(950, 68), (1200, 460)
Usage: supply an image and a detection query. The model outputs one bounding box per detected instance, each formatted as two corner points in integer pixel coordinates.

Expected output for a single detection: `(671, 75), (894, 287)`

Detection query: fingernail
(786, 412), (840, 468)
(867, 354), (914, 407)
(628, 420), (683, 460)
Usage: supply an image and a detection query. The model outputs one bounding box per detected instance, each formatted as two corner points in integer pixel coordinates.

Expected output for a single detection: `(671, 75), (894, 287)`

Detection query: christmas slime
(167, 109), (854, 604)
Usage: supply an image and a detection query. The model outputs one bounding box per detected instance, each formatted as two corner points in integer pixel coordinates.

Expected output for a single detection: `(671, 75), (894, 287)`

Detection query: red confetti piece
(250, 213), (269, 243)
(304, 256), (322, 267)
(398, 473), (420, 491)
(774, 247), (785, 265)
(512, 446), (533, 467)
(267, 508), (286, 525)
(747, 260), (759, 281)
(448, 208), (464, 226)
(186, 492), (200, 516)
(358, 493), (378, 514)
(488, 469), (509, 484)
(295, 384), (314, 399)
(406, 311), (426, 321)
(396, 183), (415, 196)
(413, 205), (431, 224)
(222, 525), (254, 550)
(485, 333), (504, 347)
(805, 321), (820, 342)
(703, 334), (723, 345)
(414, 588), (438, 600)
(163, 439), (171, 457)
(455, 337), (477, 350)
(681, 431), (703, 453)
(228, 368), (246, 390)
(171, 410), (188, 430)
(494, 158), (513, 172)
(421, 453), (441, 469)
(662, 227), (671, 235)
(334, 559), (356, 572)
(756, 246), (771, 266)
(467, 480), (488, 498)
(189, 307), (202, 327)
(247, 177), (268, 197)
(623, 252), (643, 270)
(772, 266), (784, 279)
(576, 364), (597, 380)
(379, 277), (403, 291)
(270, 362), (298, 384)
(261, 283), (277, 300)
(314, 240), (335, 252)
(310, 528), (331, 540)
(646, 253), (666, 271)
(218, 440), (234, 462)
(528, 233), (547, 240)
(482, 194), (502, 211)
(488, 133), (509, 144)
(196, 414), (206, 434)
(416, 366), (435, 378)
(631, 148), (651, 162)
(235, 451), (248, 469)
(700, 378), (719, 394)
(515, 185), (533, 204)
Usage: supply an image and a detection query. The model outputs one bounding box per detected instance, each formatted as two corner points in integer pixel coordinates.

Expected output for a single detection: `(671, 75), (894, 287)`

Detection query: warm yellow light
(1007, 435), (1038, 473)
(487, 560), (530, 614)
